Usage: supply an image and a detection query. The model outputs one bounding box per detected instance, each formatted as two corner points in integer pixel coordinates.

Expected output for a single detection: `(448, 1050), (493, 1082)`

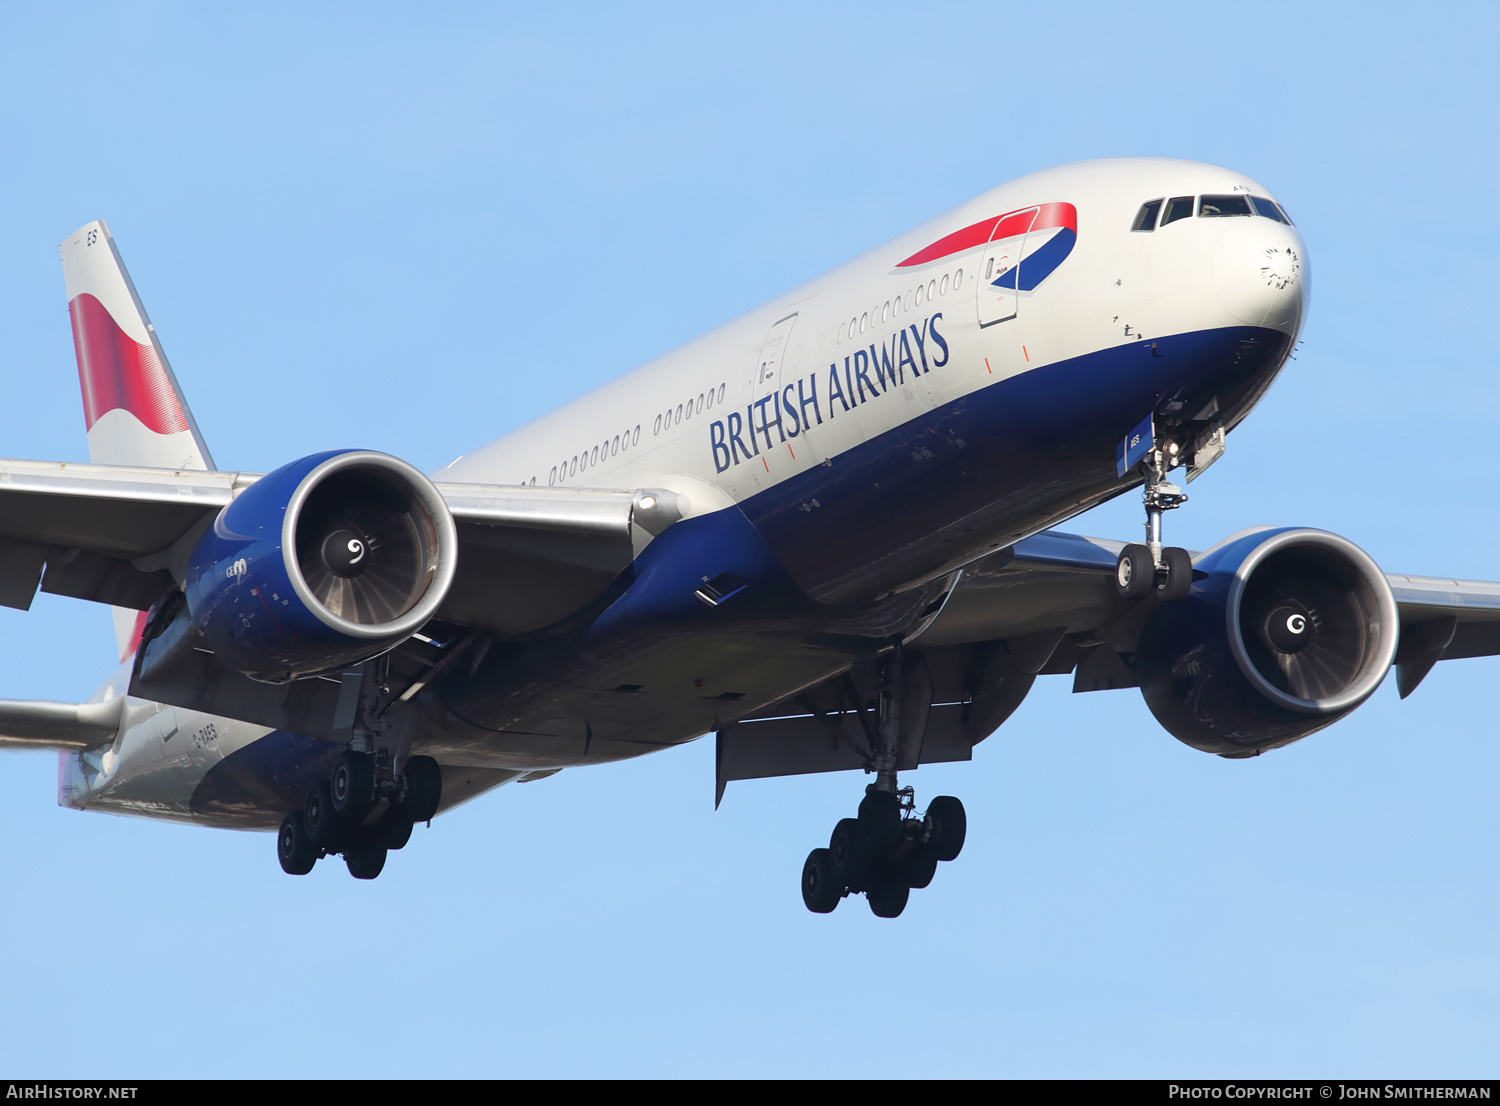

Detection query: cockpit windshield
(1198, 195), (1252, 217)
(1131, 192), (1296, 230)
(1161, 196), (1194, 226)
(1251, 196), (1291, 224)
(1131, 199), (1163, 232)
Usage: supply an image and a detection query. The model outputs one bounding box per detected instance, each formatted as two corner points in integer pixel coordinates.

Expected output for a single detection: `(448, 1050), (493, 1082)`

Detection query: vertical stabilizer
(60, 221), (216, 660)
(60, 220), (215, 473)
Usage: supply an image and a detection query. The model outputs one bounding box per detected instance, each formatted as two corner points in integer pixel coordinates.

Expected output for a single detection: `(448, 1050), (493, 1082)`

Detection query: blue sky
(0, 1), (1496, 1078)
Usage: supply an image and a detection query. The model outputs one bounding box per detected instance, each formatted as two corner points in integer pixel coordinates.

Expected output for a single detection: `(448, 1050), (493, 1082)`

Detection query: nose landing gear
(1115, 420), (1196, 603)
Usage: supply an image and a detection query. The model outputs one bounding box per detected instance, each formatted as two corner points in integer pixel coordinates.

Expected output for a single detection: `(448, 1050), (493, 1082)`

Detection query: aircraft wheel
(277, 811), (318, 875)
(801, 848), (842, 914)
(377, 808), (415, 851)
(926, 795), (966, 862)
(903, 846), (939, 890)
(330, 750), (376, 820)
(304, 779), (345, 850)
(345, 845), (387, 880)
(1157, 546), (1194, 602)
(857, 787), (903, 860)
(1115, 544), (1154, 600)
(828, 818), (869, 891)
(866, 871), (910, 918)
(403, 756), (442, 823)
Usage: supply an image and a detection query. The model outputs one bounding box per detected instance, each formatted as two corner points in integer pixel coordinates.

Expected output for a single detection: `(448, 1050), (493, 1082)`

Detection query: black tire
(345, 845), (387, 880)
(828, 817), (869, 891)
(857, 787), (903, 860)
(926, 795), (967, 862)
(903, 846), (939, 890)
(377, 808), (415, 851)
(304, 779), (345, 850)
(402, 755), (442, 823)
(866, 872), (910, 918)
(277, 810), (318, 876)
(1115, 543), (1155, 600)
(801, 848), (842, 914)
(1157, 545), (1194, 602)
(330, 750), (376, 820)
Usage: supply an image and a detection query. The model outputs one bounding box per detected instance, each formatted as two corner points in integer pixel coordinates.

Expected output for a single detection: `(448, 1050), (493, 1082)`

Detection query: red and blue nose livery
(898, 202), (1077, 293)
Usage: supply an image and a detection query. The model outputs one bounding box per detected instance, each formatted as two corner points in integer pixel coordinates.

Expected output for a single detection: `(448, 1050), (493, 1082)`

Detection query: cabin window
(612, 435), (620, 455)
(940, 274), (949, 296)
(653, 414), (662, 435)
(915, 283), (924, 305)
(927, 280), (936, 300)
(633, 423), (641, 445)
(1161, 196), (1194, 226)
(1132, 199), (1163, 231)
(549, 466), (557, 486)
(954, 268), (962, 288)
(716, 384), (725, 404)
(569, 456), (578, 476)
(1251, 196), (1288, 224)
(1199, 194), (1252, 218)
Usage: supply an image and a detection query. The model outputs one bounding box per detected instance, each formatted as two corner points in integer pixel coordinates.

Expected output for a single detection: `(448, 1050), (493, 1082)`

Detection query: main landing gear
(799, 640), (967, 918)
(1115, 434), (1193, 603)
(802, 786), (966, 918)
(276, 751), (442, 879)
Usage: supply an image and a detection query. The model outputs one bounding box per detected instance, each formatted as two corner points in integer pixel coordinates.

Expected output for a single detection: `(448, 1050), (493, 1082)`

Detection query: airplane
(3, 157), (1496, 916)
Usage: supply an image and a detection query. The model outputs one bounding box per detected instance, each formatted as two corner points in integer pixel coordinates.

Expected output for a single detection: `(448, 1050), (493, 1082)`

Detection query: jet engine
(1134, 528), (1398, 756)
(184, 450), (457, 682)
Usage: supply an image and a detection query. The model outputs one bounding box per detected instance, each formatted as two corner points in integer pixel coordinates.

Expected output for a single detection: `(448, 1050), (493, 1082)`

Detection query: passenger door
(753, 313), (797, 410)
(976, 207), (1038, 327)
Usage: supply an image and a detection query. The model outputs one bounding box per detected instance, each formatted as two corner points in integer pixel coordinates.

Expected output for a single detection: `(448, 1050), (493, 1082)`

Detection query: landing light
(639, 495), (657, 510)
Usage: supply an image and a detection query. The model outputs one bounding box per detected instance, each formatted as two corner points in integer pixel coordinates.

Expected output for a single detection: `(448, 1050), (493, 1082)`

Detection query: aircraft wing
(919, 530), (1500, 698)
(0, 457), (644, 635)
(715, 529), (1500, 798)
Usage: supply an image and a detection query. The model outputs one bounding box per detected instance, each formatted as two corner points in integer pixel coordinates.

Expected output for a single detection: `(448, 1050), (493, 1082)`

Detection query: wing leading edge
(0, 457), (650, 635)
(922, 531), (1500, 695)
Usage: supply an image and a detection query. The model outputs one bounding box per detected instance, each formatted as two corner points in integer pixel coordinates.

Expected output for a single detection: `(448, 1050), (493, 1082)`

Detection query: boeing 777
(3, 158), (1493, 916)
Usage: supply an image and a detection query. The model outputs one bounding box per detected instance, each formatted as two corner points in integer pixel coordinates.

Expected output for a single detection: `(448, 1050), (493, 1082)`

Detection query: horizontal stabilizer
(0, 697), (123, 750)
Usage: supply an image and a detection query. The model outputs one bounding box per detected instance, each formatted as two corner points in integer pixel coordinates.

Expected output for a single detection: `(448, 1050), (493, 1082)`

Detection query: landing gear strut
(800, 642), (968, 918)
(1115, 433), (1193, 603)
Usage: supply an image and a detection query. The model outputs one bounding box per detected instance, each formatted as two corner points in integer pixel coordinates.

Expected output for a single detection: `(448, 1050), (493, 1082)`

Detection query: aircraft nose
(1212, 219), (1307, 332)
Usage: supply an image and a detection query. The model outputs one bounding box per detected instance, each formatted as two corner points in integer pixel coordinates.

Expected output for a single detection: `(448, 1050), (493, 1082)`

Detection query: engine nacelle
(1135, 528), (1398, 757)
(185, 450), (457, 682)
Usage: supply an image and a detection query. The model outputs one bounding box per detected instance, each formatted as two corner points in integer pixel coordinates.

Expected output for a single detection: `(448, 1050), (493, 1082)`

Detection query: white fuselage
(61, 157), (1306, 827)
